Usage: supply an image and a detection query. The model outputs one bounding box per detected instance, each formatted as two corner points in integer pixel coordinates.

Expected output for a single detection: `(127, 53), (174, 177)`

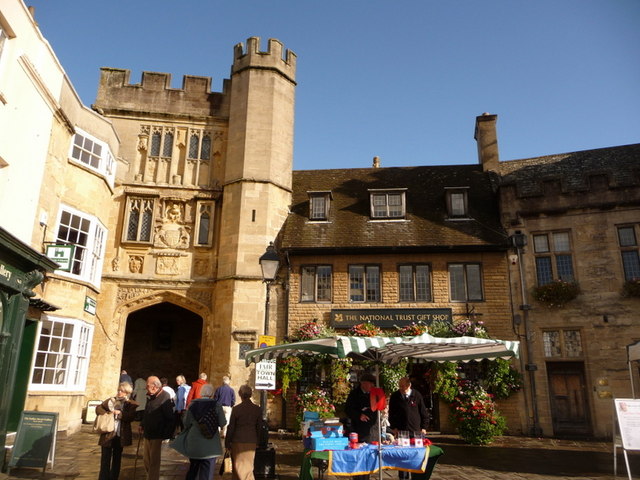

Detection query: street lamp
(258, 242), (280, 449)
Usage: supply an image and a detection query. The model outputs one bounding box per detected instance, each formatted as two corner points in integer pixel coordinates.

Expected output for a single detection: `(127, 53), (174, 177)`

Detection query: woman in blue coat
(171, 383), (226, 480)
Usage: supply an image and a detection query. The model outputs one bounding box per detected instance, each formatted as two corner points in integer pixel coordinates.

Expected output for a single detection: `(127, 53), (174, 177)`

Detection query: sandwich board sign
(613, 398), (640, 480)
(8, 411), (58, 472)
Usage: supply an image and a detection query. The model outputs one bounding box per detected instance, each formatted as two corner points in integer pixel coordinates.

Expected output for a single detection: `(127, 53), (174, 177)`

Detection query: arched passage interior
(121, 302), (202, 389)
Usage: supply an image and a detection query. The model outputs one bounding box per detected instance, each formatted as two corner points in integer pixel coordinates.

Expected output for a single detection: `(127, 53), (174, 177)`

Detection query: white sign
(84, 296), (97, 315)
(46, 245), (74, 271)
(615, 398), (640, 450)
(255, 359), (276, 390)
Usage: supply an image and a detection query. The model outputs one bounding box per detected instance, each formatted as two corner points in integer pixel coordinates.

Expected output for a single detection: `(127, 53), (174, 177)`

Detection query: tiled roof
(281, 165), (508, 252)
(497, 143), (640, 197)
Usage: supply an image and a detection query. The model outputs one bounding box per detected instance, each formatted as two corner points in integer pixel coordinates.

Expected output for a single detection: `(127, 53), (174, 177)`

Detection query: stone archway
(121, 302), (203, 389)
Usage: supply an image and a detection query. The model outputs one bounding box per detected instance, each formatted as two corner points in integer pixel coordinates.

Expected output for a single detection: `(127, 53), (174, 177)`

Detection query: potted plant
(532, 279), (580, 307)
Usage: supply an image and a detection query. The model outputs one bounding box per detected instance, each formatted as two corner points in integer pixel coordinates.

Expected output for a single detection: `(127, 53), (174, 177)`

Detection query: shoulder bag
(93, 412), (115, 434)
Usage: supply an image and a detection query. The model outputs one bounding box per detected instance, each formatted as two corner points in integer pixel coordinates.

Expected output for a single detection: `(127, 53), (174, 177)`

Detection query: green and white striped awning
(244, 333), (519, 366)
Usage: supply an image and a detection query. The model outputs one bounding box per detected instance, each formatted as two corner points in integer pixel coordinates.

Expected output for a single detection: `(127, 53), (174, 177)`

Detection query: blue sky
(31, 0), (639, 171)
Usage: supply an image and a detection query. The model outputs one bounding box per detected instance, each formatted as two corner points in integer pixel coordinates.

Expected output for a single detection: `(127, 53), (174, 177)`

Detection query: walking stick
(133, 434), (142, 478)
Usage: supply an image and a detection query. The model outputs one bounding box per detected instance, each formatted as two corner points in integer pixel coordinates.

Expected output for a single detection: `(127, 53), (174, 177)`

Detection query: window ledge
(445, 217), (474, 221)
(307, 220), (332, 224)
(368, 219), (409, 223)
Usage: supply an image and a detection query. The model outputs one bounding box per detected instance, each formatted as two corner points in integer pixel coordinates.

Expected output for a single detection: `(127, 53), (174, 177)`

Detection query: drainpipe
(511, 232), (543, 436)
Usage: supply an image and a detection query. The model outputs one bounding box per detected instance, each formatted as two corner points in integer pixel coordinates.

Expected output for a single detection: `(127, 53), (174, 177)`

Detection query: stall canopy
(244, 332), (520, 366)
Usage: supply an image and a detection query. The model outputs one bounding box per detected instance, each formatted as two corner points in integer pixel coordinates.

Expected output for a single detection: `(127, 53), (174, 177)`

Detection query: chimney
(372, 156), (380, 168)
(474, 113), (499, 172)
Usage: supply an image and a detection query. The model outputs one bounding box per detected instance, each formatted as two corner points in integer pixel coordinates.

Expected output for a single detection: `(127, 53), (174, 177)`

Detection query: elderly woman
(171, 383), (226, 480)
(225, 385), (263, 480)
(96, 382), (138, 480)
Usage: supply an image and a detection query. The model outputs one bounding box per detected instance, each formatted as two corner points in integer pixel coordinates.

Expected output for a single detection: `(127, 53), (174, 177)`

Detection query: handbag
(219, 450), (231, 475)
(93, 412), (115, 434)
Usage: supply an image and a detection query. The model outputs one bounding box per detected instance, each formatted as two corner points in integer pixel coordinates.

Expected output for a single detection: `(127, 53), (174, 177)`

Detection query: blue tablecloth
(328, 445), (430, 476)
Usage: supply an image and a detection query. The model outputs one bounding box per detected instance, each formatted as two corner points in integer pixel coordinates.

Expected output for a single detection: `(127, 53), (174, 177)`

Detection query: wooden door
(547, 362), (592, 436)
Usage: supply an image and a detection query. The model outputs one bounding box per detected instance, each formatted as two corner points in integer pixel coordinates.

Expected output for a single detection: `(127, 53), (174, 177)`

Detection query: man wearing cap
(345, 373), (380, 480)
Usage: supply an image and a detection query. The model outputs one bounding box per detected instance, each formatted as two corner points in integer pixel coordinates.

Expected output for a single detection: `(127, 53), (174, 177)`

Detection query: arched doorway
(121, 302), (203, 389)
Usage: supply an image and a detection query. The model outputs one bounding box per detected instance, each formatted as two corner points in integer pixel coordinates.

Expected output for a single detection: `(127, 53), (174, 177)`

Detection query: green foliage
(428, 320), (455, 337)
(330, 358), (353, 405)
(379, 360), (409, 394)
(532, 280), (580, 307)
(433, 363), (459, 402)
(482, 359), (523, 399)
(294, 387), (336, 427)
(276, 356), (303, 396)
(395, 322), (428, 336)
(449, 381), (506, 445)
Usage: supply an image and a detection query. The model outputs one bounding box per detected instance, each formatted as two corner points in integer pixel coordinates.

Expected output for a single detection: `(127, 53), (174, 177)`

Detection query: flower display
(452, 319), (488, 338)
(532, 280), (580, 307)
(294, 321), (321, 340)
(395, 322), (428, 336)
(349, 322), (382, 337)
(295, 387), (336, 420)
(449, 380), (506, 445)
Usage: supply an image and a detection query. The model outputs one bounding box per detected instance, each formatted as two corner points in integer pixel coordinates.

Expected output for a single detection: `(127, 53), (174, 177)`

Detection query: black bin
(254, 444), (276, 479)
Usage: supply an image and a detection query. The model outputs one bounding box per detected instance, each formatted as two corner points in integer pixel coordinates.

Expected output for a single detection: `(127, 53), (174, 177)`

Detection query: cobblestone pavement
(2, 424), (639, 480)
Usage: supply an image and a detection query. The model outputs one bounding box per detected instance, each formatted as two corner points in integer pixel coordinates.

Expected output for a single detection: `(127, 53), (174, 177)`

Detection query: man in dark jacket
(141, 376), (174, 480)
(388, 377), (430, 479)
(345, 373), (379, 480)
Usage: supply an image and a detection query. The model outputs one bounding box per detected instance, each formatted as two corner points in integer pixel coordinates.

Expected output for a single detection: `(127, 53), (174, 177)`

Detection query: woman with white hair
(224, 385), (263, 480)
(171, 383), (226, 480)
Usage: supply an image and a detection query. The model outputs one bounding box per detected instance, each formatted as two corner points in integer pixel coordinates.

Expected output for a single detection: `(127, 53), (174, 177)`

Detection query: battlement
(231, 37), (296, 82)
(94, 68), (229, 118)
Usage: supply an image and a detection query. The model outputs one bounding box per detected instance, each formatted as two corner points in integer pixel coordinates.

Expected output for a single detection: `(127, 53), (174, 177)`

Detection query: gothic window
(369, 190), (406, 219)
(125, 197), (155, 243)
(618, 225), (640, 281)
(300, 265), (332, 302)
(399, 264), (432, 302)
(201, 135), (211, 160)
(150, 132), (161, 156)
(349, 265), (381, 302)
(195, 201), (214, 247)
(162, 131), (174, 157)
(189, 134), (199, 159)
(449, 263), (483, 301)
(187, 131), (212, 160)
(533, 231), (574, 285)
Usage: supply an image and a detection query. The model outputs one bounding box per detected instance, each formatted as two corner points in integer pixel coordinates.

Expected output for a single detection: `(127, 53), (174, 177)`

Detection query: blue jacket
(170, 398), (226, 459)
(176, 384), (191, 412)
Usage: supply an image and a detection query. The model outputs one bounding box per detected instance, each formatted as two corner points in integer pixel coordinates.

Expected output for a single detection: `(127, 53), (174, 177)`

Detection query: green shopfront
(0, 227), (57, 470)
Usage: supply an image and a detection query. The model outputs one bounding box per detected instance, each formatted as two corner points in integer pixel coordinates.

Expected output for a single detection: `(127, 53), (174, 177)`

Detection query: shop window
(124, 197), (155, 243)
(449, 263), (483, 301)
(543, 329), (583, 358)
(533, 231), (574, 285)
(30, 316), (94, 391)
(300, 265), (332, 302)
(618, 225), (640, 281)
(55, 206), (107, 288)
(69, 128), (116, 186)
(195, 201), (214, 246)
(369, 190), (406, 219)
(399, 264), (432, 302)
(308, 191), (331, 221)
(349, 265), (381, 302)
(445, 188), (469, 218)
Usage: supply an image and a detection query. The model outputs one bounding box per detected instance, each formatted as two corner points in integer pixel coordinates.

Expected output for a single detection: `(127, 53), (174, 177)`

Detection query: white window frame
(445, 187), (470, 219)
(123, 196), (156, 244)
(369, 189), (406, 219)
(29, 315), (94, 392)
(68, 127), (116, 186)
(308, 191), (332, 221)
(54, 205), (107, 288)
(195, 200), (215, 247)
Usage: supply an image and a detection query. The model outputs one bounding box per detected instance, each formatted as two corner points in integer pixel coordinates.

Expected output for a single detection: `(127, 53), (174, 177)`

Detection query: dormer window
(308, 191), (332, 221)
(369, 189), (406, 219)
(445, 187), (469, 218)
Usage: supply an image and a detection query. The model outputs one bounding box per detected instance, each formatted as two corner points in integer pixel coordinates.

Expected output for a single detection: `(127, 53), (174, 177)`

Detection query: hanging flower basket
(396, 322), (428, 336)
(349, 322), (382, 337)
(623, 278), (640, 298)
(532, 280), (580, 307)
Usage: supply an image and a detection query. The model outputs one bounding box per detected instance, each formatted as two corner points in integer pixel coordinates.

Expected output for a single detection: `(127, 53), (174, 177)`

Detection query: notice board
(8, 411), (58, 470)
(615, 399), (640, 450)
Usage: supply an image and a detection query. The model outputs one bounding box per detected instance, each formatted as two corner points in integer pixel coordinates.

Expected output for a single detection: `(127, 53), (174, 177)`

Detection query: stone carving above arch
(115, 288), (211, 319)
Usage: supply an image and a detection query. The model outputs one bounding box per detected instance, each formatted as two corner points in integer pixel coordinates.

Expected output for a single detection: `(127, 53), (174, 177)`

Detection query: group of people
(96, 372), (260, 480)
(345, 373), (431, 480)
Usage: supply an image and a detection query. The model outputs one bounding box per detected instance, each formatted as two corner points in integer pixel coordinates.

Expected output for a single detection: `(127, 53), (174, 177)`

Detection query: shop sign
(330, 308), (452, 328)
(84, 296), (97, 315)
(0, 261), (23, 291)
(45, 245), (74, 271)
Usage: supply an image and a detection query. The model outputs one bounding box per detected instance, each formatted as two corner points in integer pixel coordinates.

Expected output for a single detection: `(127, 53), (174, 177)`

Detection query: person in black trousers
(388, 377), (430, 480)
(345, 373), (379, 480)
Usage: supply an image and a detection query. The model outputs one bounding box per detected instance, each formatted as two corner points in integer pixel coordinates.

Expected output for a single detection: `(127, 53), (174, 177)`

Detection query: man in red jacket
(185, 372), (207, 408)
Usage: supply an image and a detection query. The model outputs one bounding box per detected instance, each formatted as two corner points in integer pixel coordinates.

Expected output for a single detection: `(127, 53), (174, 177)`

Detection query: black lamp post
(258, 242), (280, 446)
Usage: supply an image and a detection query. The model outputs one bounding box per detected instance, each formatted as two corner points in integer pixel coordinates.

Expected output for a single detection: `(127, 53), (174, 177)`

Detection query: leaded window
(369, 190), (406, 219)
(399, 265), (431, 302)
(449, 263), (483, 301)
(446, 188), (469, 218)
(618, 226), (640, 281)
(300, 266), (332, 302)
(533, 231), (574, 286)
(125, 197), (155, 243)
(195, 201), (214, 246)
(349, 265), (381, 302)
(543, 329), (583, 358)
